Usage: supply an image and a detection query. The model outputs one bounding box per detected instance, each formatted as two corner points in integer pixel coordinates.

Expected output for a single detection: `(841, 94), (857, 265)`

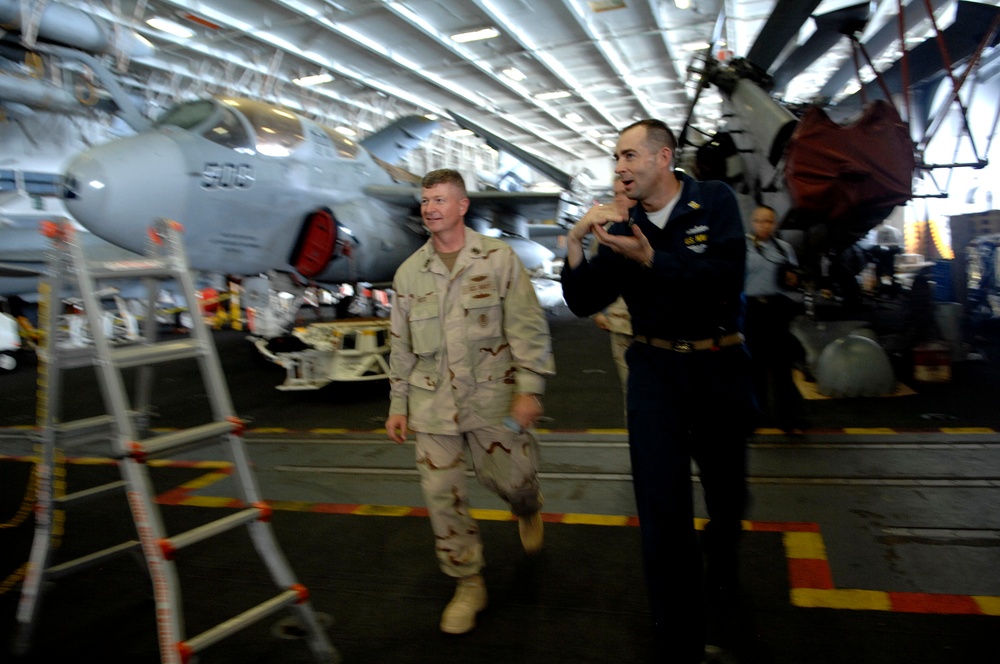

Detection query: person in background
(385, 168), (555, 636)
(561, 119), (754, 663)
(744, 204), (805, 433)
(591, 178), (638, 421)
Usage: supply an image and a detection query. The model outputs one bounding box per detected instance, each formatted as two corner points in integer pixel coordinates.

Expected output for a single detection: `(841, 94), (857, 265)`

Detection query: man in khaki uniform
(385, 168), (555, 635)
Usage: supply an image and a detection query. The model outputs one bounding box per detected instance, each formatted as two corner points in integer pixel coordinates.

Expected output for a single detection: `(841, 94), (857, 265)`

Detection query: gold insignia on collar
(688, 201), (701, 209)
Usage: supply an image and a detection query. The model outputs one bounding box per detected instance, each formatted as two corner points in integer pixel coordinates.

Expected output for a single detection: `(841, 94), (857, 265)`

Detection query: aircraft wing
(0, 262), (42, 278)
(360, 115), (439, 164)
(363, 185), (565, 229)
(447, 111), (575, 192)
(466, 190), (566, 227)
(363, 184), (420, 207)
(362, 183), (562, 274)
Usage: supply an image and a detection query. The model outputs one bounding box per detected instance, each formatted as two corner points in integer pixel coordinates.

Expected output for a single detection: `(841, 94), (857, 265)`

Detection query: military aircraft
(681, 0), (1000, 265)
(62, 95), (563, 292)
(671, 0), (1000, 395)
(2, 0), (565, 321)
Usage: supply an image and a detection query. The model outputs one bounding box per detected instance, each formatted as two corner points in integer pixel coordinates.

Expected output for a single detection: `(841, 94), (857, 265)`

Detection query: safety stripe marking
(3, 426), (999, 437)
(5, 455), (999, 616)
(150, 468), (1000, 616)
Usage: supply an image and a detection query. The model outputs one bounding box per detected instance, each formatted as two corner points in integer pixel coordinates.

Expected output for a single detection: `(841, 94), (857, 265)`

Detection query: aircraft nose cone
(63, 153), (108, 218)
(64, 133), (187, 254)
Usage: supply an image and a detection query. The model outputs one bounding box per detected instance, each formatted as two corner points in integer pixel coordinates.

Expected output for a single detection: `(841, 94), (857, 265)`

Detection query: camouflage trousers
(414, 425), (542, 578)
(609, 331), (632, 425)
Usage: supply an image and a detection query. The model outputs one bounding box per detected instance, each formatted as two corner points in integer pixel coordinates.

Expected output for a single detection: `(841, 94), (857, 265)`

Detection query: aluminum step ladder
(14, 218), (339, 664)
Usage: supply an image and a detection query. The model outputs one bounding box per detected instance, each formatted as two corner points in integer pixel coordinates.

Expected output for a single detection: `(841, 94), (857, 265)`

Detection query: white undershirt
(645, 181), (683, 230)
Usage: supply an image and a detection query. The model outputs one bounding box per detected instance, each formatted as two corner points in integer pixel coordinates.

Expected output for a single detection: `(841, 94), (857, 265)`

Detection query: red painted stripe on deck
(788, 558), (835, 589)
(889, 592), (983, 615)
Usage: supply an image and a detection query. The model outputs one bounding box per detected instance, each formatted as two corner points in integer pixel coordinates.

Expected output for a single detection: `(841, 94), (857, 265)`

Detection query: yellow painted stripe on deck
(148, 459), (230, 469)
(783, 531), (827, 560)
(468, 508), (515, 521)
(940, 427), (996, 434)
(70, 457), (116, 466)
(973, 595), (1000, 615)
(562, 513), (629, 526)
(250, 427), (290, 433)
(265, 500), (318, 512)
(310, 428), (351, 434)
(179, 471), (230, 490)
(353, 504), (414, 517)
(843, 427), (897, 435)
(180, 496), (236, 508)
(792, 588), (892, 611)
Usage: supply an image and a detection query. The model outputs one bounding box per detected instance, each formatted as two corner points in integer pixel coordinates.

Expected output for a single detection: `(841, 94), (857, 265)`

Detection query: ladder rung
(162, 506), (266, 557)
(57, 480), (127, 505)
(46, 345), (99, 370)
(133, 421), (236, 459)
(110, 339), (203, 368)
(46, 540), (141, 579)
(182, 589), (301, 657)
(86, 259), (170, 280)
(50, 413), (144, 447)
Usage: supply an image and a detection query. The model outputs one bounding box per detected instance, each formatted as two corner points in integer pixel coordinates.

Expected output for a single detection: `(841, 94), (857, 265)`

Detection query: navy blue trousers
(625, 342), (754, 663)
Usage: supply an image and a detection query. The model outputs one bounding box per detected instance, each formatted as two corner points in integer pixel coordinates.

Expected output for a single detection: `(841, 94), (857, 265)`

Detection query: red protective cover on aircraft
(784, 100), (914, 221)
(292, 210), (337, 278)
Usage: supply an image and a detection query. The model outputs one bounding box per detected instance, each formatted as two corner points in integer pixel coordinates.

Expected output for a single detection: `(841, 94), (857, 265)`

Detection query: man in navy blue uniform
(561, 119), (754, 663)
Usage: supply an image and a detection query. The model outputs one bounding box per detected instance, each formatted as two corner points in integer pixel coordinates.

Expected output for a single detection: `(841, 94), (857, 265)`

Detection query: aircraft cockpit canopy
(153, 97), (359, 160)
(317, 126), (360, 161)
(154, 98), (255, 152)
(223, 98), (304, 157)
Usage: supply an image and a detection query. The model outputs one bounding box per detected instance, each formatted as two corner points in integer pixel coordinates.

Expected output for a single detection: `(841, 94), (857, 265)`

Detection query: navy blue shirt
(562, 172), (745, 341)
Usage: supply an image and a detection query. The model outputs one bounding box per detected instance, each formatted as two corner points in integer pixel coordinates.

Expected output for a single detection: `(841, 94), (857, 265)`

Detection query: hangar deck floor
(1, 308), (999, 663)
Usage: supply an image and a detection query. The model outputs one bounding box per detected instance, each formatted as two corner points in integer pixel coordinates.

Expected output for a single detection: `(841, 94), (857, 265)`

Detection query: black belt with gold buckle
(632, 332), (743, 353)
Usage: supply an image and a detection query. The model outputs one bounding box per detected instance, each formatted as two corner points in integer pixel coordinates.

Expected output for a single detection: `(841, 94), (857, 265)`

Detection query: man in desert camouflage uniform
(385, 168), (555, 635)
(591, 178), (637, 422)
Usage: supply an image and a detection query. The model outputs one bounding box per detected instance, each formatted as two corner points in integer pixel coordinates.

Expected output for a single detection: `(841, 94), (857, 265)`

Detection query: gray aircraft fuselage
(64, 96), (429, 285)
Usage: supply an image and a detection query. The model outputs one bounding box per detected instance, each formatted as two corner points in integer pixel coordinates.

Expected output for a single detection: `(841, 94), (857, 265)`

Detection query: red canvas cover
(784, 100), (914, 221)
(292, 209), (338, 277)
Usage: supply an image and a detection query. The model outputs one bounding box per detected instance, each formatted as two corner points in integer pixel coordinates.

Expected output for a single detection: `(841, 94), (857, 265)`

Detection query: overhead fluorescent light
(535, 90), (572, 101)
(674, 0), (691, 8)
(146, 17), (195, 39)
(682, 41), (711, 51)
(502, 67), (526, 82)
(565, 112), (583, 123)
(451, 27), (499, 43)
(294, 72), (334, 86)
(601, 139), (616, 148)
(447, 129), (474, 137)
(588, 0), (627, 12)
(336, 127), (357, 136)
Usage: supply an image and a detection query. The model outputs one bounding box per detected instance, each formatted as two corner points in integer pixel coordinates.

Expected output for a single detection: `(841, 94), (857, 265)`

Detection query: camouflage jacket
(388, 228), (555, 434)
